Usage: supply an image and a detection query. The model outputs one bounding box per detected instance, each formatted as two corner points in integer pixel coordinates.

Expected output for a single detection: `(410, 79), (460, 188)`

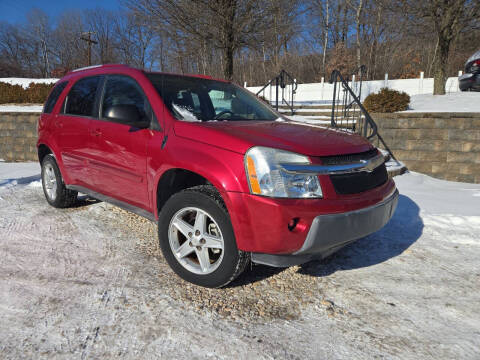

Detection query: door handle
(91, 129), (102, 137)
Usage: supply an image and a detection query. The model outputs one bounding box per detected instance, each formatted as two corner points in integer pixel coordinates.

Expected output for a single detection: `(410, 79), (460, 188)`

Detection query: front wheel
(158, 185), (249, 288)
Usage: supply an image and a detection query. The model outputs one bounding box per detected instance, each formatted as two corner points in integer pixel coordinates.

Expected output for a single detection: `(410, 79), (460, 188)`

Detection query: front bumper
(251, 189), (399, 267)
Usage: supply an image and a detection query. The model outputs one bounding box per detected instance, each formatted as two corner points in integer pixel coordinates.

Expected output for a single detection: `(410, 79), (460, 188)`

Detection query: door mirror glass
(104, 104), (149, 128)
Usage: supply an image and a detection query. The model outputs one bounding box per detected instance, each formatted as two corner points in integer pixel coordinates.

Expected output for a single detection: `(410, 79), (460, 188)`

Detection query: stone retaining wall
(0, 112), (39, 162)
(373, 113), (480, 183)
(1, 111), (479, 183)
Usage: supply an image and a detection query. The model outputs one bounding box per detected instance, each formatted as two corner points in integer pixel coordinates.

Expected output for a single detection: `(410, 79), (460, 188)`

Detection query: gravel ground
(1, 167), (479, 359)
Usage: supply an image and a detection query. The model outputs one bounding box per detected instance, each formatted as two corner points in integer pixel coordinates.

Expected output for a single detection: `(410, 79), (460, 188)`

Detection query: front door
(88, 75), (151, 210)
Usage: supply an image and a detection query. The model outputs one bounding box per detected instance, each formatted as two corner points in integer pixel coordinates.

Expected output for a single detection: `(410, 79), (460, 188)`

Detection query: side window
(65, 76), (101, 117)
(209, 90), (232, 115)
(101, 75), (148, 123)
(43, 81), (68, 114)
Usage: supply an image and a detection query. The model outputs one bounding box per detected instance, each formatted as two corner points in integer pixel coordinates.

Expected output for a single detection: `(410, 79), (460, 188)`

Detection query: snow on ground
(0, 77), (58, 89)
(0, 161), (39, 187)
(0, 104), (43, 112)
(0, 162), (479, 359)
(404, 92), (480, 112)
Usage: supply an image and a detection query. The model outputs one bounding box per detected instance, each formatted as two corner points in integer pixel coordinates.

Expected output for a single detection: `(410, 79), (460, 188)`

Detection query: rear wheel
(41, 154), (77, 208)
(158, 185), (249, 288)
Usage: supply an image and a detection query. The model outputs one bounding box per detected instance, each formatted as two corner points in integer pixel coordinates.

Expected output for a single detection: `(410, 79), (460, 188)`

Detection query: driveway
(1, 163), (479, 359)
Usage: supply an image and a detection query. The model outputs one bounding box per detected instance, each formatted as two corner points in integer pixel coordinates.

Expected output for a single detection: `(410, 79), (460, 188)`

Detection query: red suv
(37, 64), (398, 288)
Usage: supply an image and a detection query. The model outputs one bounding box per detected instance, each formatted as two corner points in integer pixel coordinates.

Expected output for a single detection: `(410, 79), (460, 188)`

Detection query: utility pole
(80, 32), (98, 66)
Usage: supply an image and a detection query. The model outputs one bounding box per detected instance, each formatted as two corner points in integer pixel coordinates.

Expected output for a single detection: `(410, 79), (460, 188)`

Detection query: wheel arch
(155, 167), (227, 218)
(37, 143), (53, 164)
(37, 140), (72, 184)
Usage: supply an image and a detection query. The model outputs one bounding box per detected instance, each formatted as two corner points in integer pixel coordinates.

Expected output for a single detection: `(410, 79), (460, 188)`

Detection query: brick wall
(373, 113), (480, 183)
(0, 112), (40, 162)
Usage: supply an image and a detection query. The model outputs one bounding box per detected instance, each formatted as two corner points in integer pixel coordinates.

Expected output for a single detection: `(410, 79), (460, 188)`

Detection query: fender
(148, 133), (249, 219)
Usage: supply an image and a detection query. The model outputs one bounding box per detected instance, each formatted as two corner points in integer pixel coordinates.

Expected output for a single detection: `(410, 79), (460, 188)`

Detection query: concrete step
(277, 104), (342, 110)
(287, 116), (357, 129)
(379, 149), (408, 178)
(282, 111), (331, 116)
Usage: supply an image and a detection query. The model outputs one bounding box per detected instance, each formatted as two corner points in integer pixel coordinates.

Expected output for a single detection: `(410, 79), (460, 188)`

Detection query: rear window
(65, 76), (101, 117)
(43, 81), (67, 114)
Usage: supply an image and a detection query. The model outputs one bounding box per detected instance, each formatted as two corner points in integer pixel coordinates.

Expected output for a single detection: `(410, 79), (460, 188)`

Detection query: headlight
(245, 146), (323, 198)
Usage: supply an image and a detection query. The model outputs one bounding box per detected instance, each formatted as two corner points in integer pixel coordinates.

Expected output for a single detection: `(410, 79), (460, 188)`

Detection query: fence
(246, 73), (462, 104)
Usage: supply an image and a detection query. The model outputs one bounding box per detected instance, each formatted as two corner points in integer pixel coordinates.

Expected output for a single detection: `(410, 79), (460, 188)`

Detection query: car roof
(62, 64), (229, 83)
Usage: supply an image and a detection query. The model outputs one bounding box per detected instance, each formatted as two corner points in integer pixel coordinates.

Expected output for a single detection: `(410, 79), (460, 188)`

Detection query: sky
(0, 0), (120, 24)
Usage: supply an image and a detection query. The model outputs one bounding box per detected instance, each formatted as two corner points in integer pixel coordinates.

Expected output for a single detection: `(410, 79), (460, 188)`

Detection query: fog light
(288, 218), (300, 231)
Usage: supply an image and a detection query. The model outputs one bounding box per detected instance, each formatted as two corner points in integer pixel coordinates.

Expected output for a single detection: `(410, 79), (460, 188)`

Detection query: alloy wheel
(43, 163), (57, 201)
(168, 207), (224, 275)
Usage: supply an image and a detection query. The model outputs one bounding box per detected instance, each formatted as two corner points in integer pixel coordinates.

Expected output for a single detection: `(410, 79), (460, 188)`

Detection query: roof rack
(69, 64), (130, 74)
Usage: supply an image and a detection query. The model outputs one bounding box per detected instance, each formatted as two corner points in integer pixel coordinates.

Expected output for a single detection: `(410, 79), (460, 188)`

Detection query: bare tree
(126, 0), (274, 80)
(51, 11), (85, 71)
(1, 1), (480, 88)
(27, 9), (52, 77)
(348, 0), (365, 71)
(399, 0), (480, 94)
(114, 12), (156, 69)
(0, 23), (26, 75)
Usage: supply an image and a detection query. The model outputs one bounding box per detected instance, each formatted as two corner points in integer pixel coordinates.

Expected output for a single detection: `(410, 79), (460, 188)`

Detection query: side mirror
(104, 104), (150, 129)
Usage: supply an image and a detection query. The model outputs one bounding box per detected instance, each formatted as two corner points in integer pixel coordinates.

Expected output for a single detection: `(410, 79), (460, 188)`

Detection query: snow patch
(27, 180), (42, 188)
(172, 104), (201, 122)
(402, 92), (480, 113)
(0, 162), (40, 188)
(394, 171), (480, 216)
(0, 104), (43, 113)
(0, 77), (58, 89)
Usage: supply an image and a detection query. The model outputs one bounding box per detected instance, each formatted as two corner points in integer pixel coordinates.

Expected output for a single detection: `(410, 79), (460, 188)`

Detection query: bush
(0, 82), (55, 104)
(363, 88), (410, 113)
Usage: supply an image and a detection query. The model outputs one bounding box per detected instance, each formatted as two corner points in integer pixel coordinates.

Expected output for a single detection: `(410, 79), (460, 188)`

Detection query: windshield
(147, 73), (278, 122)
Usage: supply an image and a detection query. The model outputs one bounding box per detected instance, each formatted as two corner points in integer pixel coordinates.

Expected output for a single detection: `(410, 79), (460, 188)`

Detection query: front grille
(330, 164), (388, 194)
(323, 149), (388, 195)
(321, 148), (378, 165)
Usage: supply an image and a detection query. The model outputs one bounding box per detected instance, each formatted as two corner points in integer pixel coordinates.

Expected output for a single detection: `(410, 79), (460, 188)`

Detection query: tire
(158, 185), (249, 288)
(41, 154), (78, 208)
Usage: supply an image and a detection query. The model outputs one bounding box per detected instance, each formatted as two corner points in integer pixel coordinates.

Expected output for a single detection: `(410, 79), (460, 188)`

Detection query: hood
(173, 120), (374, 156)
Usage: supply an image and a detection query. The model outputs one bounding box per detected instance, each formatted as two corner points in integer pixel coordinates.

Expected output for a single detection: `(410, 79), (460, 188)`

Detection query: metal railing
(330, 66), (397, 161)
(256, 70), (297, 115)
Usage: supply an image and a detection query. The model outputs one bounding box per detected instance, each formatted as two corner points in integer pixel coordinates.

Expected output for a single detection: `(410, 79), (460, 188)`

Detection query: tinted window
(147, 74), (278, 122)
(43, 81), (67, 114)
(65, 76), (101, 116)
(101, 75), (148, 123)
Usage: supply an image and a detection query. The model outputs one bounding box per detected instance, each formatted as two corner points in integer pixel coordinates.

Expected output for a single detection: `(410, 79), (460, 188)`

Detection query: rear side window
(43, 81), (67, 114)
(65, 76), (101, 117)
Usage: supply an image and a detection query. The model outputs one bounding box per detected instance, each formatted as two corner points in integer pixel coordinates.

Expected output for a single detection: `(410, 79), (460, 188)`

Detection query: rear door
(88, 74), (151, 209)
(55, 76), (102, 187)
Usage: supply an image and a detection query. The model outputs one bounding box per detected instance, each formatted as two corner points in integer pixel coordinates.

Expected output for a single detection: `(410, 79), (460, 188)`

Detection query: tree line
(0, 0), (478, 94)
